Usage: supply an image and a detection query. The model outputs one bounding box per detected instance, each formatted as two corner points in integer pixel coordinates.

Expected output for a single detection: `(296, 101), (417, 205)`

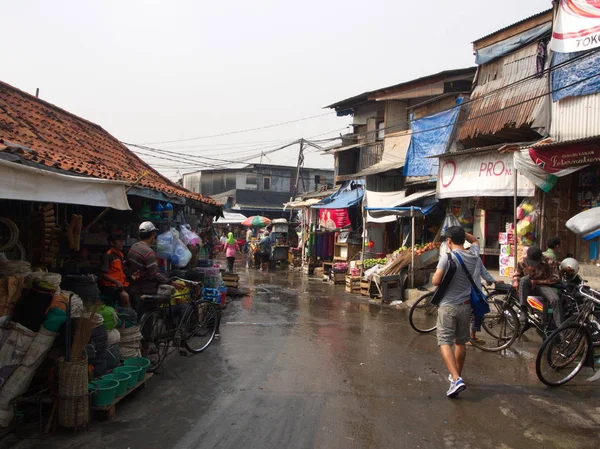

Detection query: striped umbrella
(241, 216), (272, 228)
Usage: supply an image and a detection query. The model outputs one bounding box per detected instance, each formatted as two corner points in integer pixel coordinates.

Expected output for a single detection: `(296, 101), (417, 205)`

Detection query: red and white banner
(550, 0), (600, 53)
(319, 209), (350, 229)
(528, 143), (600, 172)
(437, 152), (535, 199)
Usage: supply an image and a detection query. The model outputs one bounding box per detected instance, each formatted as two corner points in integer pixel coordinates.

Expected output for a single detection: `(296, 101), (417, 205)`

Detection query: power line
(138, 112), (336, 145)
(336, 47), (600, 141)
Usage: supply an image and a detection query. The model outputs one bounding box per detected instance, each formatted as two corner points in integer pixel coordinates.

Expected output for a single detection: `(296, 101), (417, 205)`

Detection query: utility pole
(290, 139), (305, 219)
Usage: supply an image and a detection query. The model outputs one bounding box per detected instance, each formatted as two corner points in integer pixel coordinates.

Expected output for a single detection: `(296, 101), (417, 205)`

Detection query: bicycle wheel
(409, 292), (437, 334)
(536, 323), (590, 387)
(183, 301), (219, 354)
(139, 309), (170, 372)
(471, 296), (520, 352)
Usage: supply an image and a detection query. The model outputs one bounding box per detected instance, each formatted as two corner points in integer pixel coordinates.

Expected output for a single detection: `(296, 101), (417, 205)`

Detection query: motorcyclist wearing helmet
(513, 246), (562, 329)
(560, 257), (580, 282)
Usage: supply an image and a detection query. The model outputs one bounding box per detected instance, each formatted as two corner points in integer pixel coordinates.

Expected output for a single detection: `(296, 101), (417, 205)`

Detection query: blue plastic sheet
(312, 180), (364, 209)
(475, 22), (552, 65)
(403, 106), (461, 177)
(552, 50), (600, 102)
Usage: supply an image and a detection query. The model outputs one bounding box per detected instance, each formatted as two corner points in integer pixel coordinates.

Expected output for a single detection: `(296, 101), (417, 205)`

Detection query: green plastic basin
(113, 366), (141, 387)
(123, 357), (150, 381)
(102, 372), (131, 397)
(90, 379), (119, 407)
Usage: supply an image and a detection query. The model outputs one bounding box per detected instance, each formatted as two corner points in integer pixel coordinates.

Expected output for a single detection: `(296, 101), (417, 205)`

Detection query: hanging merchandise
(180, 225), (201, 246)
(171, 236), (192, 268)
(157, 229), (175, 260)
(516, 198), (539, 246)
(441, 213), (461, 236)
(164, 202), (174, 218)
(457, 202), (474, 230)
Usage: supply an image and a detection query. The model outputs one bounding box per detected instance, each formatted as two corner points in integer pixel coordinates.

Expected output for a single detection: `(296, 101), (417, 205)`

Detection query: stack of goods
(329, 262), (348, 284)
(66, 214), (83, 251)
(0, 260), (31, 317)
(363, 258), (387, 269)
(119, 325), (142, 359)
(61, 275), (100, 305)
(31, 204), (62, 266)
(202, 287), (221, 304)
(499, 227), (516, 277)
(380, 242), (442, 276)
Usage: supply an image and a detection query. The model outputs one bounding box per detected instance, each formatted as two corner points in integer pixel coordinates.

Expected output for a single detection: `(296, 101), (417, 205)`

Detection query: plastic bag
(458, 202), (473, 228)
(171, 237), (192, 268)
(441, 213), (461, 237)
(566, 207), (600, 236)
(157, 229), (175, 260)
(180, 226), (200, 246)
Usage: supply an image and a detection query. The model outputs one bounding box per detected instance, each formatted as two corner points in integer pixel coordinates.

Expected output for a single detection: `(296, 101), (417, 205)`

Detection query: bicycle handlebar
(168, 276), (202, 286)
(579, 285), (600, 306)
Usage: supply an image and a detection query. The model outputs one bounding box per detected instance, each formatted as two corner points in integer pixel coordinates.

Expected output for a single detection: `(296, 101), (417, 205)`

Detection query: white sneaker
(447, 377), (466, 398)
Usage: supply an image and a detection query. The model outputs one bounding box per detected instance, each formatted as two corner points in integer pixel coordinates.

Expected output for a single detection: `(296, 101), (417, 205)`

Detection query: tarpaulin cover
(0, 159), (131, 210)
(364, 190), (407, 223)
(312, 187), (363, 209)
(566, 207), (600, 237)
(476, 22), (552, 65)
(215, 212), (247, 224)
(312, 180), (364, 209)
(365, 190), (438, 218)
(513, 149), (583, 192)
(551, 50), (600, 102)
(403, 106), (461, 177)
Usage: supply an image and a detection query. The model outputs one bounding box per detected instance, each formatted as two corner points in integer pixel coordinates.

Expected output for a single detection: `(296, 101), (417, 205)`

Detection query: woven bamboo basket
(57, 356), (89, 429)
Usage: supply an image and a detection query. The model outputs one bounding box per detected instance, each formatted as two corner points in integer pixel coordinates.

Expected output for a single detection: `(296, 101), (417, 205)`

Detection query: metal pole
(291, 139), (304, 220)
(360, 198), (366, 275)
(410, 206), (415, 289)
(513, 167), (518, 274)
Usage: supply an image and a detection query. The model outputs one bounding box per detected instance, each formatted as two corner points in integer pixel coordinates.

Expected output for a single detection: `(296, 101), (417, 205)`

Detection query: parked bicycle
(408, 285), (520, 351)
(138, 277), (220, 372)
(536, 282), (600, 387)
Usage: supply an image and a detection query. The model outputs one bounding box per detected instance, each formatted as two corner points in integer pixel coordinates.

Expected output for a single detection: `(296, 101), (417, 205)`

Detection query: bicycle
(138, 277), (220, 372)
(408, 285), (520, 352)
(536, 283), (600, 387)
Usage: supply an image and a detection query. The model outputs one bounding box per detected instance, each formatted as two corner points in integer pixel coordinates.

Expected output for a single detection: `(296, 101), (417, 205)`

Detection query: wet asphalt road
(7, 268), (600, 449)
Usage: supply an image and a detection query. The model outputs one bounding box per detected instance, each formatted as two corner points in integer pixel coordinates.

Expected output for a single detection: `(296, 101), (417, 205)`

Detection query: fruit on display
(363, 258), (387, 268)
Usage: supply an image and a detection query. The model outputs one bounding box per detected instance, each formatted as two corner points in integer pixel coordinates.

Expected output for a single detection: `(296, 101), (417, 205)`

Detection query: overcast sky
(3, 0), (551, 179)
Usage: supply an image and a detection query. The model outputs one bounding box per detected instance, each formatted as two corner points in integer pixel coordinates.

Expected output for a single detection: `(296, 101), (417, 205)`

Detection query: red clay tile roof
(0, 80), (219, 207)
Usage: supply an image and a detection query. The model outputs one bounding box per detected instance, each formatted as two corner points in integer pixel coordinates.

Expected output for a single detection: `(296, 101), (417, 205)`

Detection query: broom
(70, 303), (100, 361)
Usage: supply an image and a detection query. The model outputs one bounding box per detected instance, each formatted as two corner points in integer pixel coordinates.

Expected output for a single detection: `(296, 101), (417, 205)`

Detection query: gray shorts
(436, 303), (471, 346)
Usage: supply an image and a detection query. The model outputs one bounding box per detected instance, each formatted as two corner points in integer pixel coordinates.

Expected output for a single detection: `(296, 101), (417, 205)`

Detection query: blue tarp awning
(312, 187), (364, 209)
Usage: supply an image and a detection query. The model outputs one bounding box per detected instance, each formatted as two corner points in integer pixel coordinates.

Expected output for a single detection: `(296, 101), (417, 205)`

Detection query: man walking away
(432, 226), (481, 398)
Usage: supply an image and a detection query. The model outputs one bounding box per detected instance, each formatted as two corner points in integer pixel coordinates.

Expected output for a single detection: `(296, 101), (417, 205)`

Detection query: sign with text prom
(437, 152), (535, 199)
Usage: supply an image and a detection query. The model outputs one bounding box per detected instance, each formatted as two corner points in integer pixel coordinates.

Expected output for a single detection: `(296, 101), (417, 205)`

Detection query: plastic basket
(90, 379), (119, 406)
(101, 372), (130, 397)
(113, 366), (141, 387)
(123, 357), (151, 380)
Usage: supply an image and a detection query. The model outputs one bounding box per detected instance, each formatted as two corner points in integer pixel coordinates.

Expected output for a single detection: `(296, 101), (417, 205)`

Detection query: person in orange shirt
(99, 234), (131, 308)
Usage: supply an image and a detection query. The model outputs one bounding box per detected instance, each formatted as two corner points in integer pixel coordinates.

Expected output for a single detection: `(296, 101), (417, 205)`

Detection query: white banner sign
(550, 0), (600, 53)
(436, 152), (536, 199)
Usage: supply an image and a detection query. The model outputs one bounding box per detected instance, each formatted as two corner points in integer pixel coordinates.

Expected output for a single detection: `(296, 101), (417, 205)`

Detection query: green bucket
(102, 372), (131, 397)
(113, 366), (141, 387)
(90, 379), (119, 407)
(123, 357), (151, 381)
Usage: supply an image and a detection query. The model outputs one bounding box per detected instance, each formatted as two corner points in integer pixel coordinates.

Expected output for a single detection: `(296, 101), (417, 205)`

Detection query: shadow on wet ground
(6, 267), (600, 449)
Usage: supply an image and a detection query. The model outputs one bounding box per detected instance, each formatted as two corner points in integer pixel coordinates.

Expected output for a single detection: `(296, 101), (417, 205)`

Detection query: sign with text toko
(550, 0), (600, 53)
(437, 152), (536, 199)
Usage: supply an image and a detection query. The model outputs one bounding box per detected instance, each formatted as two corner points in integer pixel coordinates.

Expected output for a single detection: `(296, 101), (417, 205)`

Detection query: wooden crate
(345, 275), (361, 293)
(332, 272), (345, 284)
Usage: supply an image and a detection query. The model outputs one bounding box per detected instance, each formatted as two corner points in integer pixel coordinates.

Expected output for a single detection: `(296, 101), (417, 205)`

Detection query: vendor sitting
(99, 233), (131, 308)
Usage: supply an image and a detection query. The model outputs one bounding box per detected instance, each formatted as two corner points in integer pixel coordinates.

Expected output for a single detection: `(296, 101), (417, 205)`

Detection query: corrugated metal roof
(456, 43), (548, 142)
(473, 9), (553, 44)
(550, 93), (600, 142)
(324, 67), (476, 110)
